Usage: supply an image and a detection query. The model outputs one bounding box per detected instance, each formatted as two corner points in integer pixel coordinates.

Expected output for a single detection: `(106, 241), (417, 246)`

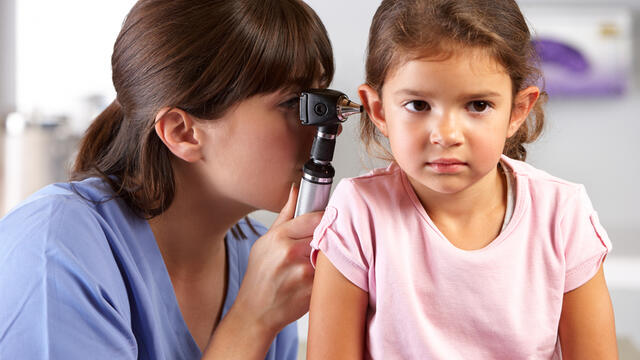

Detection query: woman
(0, 0), (333, 359)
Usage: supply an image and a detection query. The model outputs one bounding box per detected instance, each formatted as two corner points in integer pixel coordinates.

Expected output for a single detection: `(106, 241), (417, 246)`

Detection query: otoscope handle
(294, 160), (335, 217)
(294, 177), (332, 217)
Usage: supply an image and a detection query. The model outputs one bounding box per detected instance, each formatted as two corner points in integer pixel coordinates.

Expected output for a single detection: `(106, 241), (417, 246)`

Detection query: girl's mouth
(427, 158), (467, 173)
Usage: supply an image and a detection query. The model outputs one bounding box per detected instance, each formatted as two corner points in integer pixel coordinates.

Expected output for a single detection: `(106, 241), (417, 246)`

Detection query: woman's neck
(148, 164), (252, 278)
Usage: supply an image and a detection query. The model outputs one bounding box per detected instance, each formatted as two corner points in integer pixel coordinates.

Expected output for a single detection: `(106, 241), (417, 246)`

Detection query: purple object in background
(533, 38), (590, 73)
(532, 37), (627, 97)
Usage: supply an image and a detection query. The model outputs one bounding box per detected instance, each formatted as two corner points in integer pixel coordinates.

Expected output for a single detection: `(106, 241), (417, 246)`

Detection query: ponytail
(71, 98), (175, 219)
(73, 100), (124, 174)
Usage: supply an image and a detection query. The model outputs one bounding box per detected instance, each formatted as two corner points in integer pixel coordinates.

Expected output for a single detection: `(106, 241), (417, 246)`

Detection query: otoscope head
(294, 89), (362, 217)
(299, 89), (363, 127)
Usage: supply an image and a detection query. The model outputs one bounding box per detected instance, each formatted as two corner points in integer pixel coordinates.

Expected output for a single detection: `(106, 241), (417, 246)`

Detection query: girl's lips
(427, 159), (466, 173)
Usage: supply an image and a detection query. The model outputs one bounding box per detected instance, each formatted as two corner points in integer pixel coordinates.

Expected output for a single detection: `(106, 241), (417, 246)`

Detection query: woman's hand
(204, 184), (322, 359)
(236, 183), (322, 333)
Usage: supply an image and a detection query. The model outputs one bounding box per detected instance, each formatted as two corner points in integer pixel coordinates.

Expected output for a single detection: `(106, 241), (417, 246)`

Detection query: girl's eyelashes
(466, 100), (493, 114)
(403, 100), (431, 112)
(402, 99), (493, 114)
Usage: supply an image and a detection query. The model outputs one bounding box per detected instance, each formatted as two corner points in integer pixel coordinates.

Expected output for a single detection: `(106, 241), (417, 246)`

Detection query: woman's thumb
(273, 182), (298, 227)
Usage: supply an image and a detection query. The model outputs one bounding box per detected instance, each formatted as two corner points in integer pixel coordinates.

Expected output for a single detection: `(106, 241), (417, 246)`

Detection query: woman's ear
(508, 86), (540, 137)
(358, 84), (388, 137)
(154, 108), (203, 162)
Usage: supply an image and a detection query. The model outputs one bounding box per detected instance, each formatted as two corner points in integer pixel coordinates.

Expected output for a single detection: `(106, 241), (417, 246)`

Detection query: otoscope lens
(314, 103), (328, 116)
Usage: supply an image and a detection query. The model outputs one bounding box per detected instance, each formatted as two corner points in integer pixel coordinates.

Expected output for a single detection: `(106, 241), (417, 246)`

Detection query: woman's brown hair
(361, 0), (546, 161)
(71, 0), (334, 232)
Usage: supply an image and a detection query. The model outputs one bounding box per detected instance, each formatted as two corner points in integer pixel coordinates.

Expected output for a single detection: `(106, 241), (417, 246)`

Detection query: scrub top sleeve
(0, 197), (138, 359)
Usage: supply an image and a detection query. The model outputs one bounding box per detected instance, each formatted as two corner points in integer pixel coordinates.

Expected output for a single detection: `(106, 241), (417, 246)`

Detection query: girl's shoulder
(334, 162), (405, 199)
(501, 155), (584, 197)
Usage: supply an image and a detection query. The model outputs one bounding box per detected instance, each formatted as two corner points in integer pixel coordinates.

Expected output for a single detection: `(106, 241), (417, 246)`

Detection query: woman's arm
(307, 251), (369, 360)
(558, 264), (618, 359)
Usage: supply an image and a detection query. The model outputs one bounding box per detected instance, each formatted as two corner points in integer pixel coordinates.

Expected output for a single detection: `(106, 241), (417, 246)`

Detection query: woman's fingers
(282, 211), (324, 239)
(286, 237), (313, 261)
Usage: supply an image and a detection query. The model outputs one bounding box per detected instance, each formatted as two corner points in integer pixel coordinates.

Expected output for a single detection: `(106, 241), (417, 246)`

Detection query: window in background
(16, 0), (135, 133)
(1, 1), (135, 214)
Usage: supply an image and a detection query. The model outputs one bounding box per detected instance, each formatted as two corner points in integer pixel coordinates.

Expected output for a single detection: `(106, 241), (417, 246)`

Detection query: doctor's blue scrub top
(0, 178), (298, 359)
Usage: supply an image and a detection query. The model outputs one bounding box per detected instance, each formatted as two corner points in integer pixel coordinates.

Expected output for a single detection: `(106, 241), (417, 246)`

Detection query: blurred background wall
(0, 0), (638, 358)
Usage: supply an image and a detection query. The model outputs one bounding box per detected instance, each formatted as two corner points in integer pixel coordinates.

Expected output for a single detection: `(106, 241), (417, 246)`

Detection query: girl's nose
(429, 112), (463, 147)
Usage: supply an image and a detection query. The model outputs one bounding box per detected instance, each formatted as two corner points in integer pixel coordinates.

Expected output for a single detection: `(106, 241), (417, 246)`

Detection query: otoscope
(294, 89), (363, 217)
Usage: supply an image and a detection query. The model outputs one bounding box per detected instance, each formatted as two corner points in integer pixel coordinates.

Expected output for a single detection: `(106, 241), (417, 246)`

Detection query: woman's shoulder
(0, 179), (139, 358)
(0, 178), (137, 268)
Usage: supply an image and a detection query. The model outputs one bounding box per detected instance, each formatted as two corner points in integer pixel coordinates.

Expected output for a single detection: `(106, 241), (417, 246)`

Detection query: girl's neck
(148, 164), (251, 278)
(416, 165), (506, 225)
(412, 165), (508, 250)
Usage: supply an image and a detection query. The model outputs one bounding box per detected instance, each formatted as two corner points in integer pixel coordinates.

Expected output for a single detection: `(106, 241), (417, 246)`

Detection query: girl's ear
(154, 108), (203, 162)
(358, 84), (388, 137)
(508, 86), (540, 137)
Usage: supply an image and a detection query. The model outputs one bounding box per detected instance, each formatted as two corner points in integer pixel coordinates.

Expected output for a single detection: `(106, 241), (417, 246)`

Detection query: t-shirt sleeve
(0, 197), (137, 359)
(309, 179), (373, 292)
(559, 185), (612, 293)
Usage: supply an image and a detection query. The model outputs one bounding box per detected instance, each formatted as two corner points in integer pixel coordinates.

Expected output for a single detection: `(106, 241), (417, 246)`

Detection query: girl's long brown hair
(362, 0), (546, 161)
(72, 0), (334, 228)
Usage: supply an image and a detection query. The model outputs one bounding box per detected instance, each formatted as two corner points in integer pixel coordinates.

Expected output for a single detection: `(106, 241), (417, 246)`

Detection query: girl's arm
(558, 264), (618, 359)
(307, 251), (369, 360)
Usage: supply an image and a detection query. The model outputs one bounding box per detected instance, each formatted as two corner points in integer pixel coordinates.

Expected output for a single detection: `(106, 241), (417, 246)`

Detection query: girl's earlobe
(358, 84), (388, 137)
(154, 108), (203, 163)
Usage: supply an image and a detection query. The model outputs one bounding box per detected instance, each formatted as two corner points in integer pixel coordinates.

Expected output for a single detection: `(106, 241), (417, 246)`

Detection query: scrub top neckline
(140, 222), (238, 357)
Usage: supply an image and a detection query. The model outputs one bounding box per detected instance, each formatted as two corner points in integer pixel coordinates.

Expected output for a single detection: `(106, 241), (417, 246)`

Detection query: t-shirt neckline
(398, 157), (525, 254)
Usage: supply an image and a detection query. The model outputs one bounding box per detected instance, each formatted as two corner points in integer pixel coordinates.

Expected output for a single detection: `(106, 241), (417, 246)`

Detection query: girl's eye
(404, 100), (430, 112)
(467, 101), (492, 113)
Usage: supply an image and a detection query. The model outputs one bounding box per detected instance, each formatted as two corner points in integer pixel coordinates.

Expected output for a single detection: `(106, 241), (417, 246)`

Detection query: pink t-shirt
(310, 155), (611, 359)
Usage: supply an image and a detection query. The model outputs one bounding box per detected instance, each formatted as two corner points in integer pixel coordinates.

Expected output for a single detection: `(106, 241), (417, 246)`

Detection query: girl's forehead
(396, 46), (506, 77)
(383, 48), (512, 96)
(385, 48), (509, 83)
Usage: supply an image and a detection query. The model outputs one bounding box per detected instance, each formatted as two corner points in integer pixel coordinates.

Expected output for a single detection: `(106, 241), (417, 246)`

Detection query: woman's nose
(429, 111), (463, 147)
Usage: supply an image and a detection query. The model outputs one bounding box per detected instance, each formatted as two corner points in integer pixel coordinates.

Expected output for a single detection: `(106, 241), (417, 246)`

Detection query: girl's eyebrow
(459, 91), (503, 100)
(394, 89), (503, 99)
(393, 89), (436, 97)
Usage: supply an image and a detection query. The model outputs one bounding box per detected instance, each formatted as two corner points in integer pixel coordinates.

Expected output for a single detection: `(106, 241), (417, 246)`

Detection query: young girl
(0, 0), (331, 359)
(307, 0), (617, 359)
